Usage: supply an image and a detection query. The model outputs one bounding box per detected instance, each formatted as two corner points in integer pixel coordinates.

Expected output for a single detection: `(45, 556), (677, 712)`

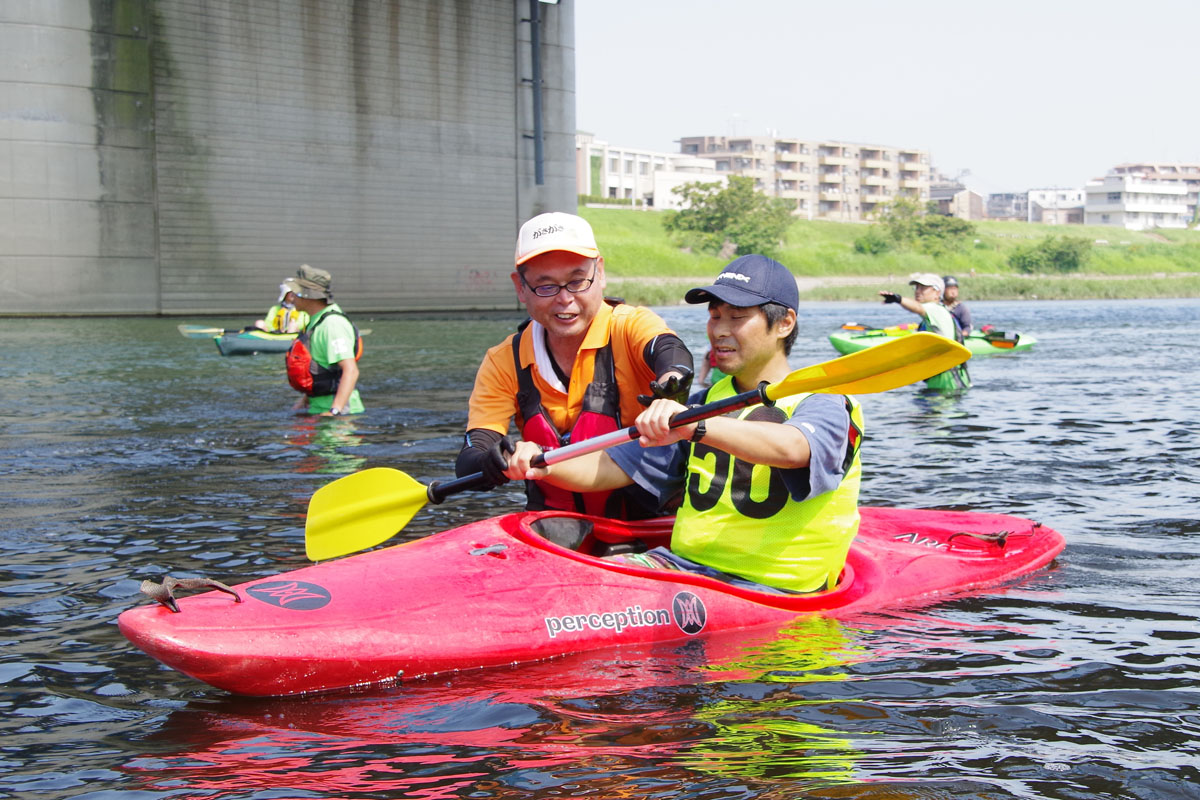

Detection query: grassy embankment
(581, 206), (1200, 306)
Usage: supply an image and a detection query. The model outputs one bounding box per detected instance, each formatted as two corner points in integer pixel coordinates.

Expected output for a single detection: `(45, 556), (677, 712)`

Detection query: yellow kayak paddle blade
(767, 332), (970, 401)
(305, 467), (431, 561)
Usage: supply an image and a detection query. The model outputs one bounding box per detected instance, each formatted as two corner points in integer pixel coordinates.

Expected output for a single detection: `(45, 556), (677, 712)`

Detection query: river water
(1, 298), (1197, 799)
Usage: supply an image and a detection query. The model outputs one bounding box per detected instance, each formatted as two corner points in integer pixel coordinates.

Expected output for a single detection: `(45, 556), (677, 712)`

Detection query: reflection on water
(285, 416), (367, 475)
(121, 618), (867, 797)
(2, 300), (1199, 799)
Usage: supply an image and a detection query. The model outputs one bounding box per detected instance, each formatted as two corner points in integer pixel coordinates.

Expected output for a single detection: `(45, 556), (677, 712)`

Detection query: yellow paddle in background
(304, 332), (971, 561)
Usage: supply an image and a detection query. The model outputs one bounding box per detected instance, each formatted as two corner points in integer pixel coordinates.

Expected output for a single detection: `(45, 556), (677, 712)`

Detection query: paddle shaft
(425, 383), (770, 506)
(427, 470), (504, 504)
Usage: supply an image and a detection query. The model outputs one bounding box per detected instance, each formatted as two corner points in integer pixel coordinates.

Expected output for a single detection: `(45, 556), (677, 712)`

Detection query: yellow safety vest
(672, 377), (863, 593)
(267, 304), (308, 334)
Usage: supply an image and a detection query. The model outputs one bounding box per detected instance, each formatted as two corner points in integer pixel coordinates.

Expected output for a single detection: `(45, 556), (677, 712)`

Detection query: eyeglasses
(521, 261), (598, 298)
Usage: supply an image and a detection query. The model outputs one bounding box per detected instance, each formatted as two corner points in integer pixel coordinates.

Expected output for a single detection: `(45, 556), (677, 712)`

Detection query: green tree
(913, 214), (976, 256)
(857, 197), (975, 256)
(663, 175), (795, 257)
(1009, 236), (1092, 273)
(873, 196), (928, 246)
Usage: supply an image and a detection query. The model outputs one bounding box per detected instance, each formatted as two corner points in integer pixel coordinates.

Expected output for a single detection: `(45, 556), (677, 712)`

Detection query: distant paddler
(879, 273), (971, 393)
(942, 275), (973, 336)
(254, 279), (309, 334)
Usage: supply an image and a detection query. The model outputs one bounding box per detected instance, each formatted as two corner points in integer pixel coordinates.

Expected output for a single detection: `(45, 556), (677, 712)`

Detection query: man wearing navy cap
(506, 255), (865, 594)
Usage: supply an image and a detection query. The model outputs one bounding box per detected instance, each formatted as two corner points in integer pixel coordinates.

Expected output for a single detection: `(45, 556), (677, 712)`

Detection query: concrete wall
(0, 0), (577, 315)
(0, 0), (158, 313)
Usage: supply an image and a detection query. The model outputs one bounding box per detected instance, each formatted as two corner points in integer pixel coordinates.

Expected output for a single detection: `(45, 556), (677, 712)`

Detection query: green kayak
(214, 330), (298, 356)
(830, 326), (1036, 357)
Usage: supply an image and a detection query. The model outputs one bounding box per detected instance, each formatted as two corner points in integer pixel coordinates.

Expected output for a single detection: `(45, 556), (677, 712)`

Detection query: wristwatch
(330, 406), (343, 416)
(689, 419), (706, 443)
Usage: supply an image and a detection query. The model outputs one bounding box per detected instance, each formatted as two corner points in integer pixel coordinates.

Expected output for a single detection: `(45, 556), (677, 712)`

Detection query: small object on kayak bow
(948, 530), (1010, 548)
(139, 576), (242, 613)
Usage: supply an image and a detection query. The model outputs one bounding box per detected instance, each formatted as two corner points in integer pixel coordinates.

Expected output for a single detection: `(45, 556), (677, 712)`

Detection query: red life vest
(512, 321), (658, 520)
(286, 310), (363, 396)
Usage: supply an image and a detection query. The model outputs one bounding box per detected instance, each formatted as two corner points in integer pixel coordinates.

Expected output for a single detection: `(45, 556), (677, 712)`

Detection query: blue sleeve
(779, 394), (851, 501)
(608, 437), (687, 510)
(607, 383), (708, 503)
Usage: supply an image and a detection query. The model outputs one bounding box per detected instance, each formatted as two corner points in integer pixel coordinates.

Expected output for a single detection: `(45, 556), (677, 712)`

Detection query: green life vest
(920, 303), (971, 392)
(671, 376), (864, 593)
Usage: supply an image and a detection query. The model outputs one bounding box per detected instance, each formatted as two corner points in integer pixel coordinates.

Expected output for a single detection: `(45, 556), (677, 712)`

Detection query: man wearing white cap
(879, 273), (970, 391)
(456, 211), (694, 519)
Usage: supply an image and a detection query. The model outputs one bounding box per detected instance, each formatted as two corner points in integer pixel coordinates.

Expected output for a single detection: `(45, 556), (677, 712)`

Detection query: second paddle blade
(305, 467), (430, 561)
(770, 332), (971, 399)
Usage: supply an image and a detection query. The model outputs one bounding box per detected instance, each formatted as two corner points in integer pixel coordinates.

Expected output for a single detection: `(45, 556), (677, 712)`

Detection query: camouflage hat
(285, 264), (332, 299)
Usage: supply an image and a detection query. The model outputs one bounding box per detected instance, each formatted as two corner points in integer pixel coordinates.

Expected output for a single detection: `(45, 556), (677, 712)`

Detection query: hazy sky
(574, 0), (1200, 195)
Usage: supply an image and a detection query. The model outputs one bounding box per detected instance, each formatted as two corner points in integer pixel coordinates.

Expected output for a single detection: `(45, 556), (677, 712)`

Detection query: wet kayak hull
(214, 330), (297, 356)
(118, 507), (1065, 696)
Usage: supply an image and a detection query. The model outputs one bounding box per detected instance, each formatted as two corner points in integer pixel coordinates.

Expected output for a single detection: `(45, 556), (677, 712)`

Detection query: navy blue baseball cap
(685, 254), (799, 312)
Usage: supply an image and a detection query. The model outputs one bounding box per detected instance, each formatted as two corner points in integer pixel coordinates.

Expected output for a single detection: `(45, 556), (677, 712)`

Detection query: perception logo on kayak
(543, 591), (708, 639)
(672, 591), (707, 634)
(246, 580), (331, 611)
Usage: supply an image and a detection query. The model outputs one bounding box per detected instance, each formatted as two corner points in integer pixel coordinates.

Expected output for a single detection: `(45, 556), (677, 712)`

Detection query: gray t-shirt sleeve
(607, 391), (852, 506)
(780, 393), (852, 500)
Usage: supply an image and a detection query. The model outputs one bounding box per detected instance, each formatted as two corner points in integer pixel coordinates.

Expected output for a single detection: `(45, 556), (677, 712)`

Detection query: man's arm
(631, 398), (813, 469)
(955, 304), (973, 334)
(508, 440), (634, 491)
(644, 333), (694, 380)
(879, 291), (926, 320)
(324, 358), (358, 414)
(456, 344), (520, 483)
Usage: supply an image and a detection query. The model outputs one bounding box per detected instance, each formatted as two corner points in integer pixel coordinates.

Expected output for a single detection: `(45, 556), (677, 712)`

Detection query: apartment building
(987, 193), (1030, 221)
(677, 135), (930, 222)
(576, 133), (721, 210)
(1084, 174), (1190, 230)
(1027, 189), (1085, 224)
(1109, 163), (1200, 222)
(987, 189), (1085, 224)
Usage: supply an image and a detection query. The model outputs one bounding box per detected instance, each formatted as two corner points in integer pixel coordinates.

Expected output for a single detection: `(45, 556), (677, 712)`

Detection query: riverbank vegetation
(583, 204), (1200, 305)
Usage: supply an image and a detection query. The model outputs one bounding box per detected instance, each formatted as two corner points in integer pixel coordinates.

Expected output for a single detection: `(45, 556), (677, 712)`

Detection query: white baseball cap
(908, 272), (945, 295)
(515, 212), (600, 266)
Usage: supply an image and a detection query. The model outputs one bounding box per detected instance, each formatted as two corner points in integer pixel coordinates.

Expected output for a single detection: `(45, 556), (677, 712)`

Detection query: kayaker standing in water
(941, 275), (973, 336)
(457, 211), (694, 519)
(284, 265), (364, 417)
(879, 273), (970, 392)
(505, 255), (864, 594)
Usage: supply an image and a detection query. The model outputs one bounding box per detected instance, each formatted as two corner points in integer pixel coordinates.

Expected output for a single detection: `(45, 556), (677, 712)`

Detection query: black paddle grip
(427, 471), (495, 505)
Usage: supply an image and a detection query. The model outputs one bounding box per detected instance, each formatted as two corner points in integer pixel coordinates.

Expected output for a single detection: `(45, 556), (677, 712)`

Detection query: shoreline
(607, 272), (1200, 305)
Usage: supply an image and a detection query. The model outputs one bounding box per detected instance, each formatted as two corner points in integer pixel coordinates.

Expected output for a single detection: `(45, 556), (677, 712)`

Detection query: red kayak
(118, 507), (1065, 696)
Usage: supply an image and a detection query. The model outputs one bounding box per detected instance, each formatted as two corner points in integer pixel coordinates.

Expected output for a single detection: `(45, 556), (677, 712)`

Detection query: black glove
(881, 291), (902, 304)
(479, 435), (515, 488)
(638, 365), (694, 407)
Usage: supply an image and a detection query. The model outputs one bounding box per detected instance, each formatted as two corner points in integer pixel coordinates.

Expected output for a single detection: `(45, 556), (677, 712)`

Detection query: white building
(1027, 189), (1085, 224)
(1110, 163), (1200, 222)
(1084, 175), (1190, 230)
(576, 133), (723, 210)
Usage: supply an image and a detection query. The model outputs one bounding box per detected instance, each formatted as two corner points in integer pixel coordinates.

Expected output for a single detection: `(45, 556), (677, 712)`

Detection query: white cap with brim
(515, 212), (600, 266)
(908, 272), (945, 295)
